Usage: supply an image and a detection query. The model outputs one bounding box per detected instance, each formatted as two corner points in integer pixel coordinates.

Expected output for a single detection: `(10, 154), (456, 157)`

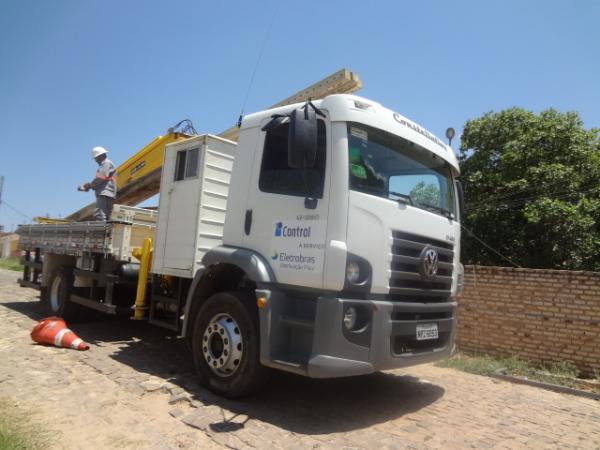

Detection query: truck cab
(202, 94), (463, 383)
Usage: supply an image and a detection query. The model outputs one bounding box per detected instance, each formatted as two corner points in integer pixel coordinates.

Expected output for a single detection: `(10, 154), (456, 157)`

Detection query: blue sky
(0, 0), (598, 230)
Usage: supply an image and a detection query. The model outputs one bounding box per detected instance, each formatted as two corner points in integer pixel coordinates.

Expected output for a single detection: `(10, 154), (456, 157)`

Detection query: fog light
(343, 306), (357, 330)
(346, 262), (360, 284)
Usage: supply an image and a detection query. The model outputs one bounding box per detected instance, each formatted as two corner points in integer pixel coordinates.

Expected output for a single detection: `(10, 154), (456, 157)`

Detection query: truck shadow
(210, 371), (444, 435)
(4, 299), (445, 434)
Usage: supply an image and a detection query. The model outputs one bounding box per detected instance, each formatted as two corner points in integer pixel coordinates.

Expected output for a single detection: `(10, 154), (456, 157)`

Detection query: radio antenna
(237, 4), (281, 127)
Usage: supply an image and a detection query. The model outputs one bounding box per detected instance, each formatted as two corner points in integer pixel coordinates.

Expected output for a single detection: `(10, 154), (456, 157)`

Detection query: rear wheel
(191, 291), (269, 398)
(44, 266), (82, 321)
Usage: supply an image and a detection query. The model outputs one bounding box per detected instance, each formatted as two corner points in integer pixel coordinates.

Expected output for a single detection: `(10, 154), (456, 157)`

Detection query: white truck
(18, 94), (464, 397)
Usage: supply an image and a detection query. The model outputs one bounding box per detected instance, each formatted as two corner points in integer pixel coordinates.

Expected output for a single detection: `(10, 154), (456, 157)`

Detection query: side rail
(17, 223), (112, 255)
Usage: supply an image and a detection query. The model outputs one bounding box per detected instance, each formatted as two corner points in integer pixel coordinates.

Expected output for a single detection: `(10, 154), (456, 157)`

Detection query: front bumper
(257, 289), (456, 378)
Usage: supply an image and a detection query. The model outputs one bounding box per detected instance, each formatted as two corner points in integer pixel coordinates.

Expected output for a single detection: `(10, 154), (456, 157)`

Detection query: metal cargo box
(152, 134), (237, 277)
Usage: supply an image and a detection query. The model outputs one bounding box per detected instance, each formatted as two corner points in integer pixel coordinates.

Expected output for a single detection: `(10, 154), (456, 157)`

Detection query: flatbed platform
(17, 205), (157, 261)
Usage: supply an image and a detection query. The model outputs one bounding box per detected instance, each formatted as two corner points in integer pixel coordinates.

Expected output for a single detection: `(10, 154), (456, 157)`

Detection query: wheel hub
(202, 313), (243, 377)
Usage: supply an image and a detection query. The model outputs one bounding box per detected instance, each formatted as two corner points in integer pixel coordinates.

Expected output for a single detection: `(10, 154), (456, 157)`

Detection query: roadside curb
(492, 369), (600, 401)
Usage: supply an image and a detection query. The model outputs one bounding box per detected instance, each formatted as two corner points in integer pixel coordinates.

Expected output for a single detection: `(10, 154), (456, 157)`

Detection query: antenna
(238, 4), (281, 127)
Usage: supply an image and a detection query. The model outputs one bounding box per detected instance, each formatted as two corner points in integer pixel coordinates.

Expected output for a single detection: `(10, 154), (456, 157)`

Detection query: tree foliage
(410, 181), (440, 208)
(459, 108), (600, 271)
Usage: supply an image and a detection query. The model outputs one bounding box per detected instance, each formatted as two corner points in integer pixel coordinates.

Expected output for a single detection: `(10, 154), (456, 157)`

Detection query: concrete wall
(457, 265), (600, 377)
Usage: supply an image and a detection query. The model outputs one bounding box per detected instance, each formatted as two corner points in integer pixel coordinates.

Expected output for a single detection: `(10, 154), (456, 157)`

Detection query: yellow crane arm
(116, 133), (186, 193)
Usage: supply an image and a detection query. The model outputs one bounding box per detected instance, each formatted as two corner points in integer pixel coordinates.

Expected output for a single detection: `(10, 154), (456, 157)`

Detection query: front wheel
(191, 291), (269, 398)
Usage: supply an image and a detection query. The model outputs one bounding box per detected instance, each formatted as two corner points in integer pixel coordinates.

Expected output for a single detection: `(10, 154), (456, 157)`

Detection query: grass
(0, 258), (21, 272)
(436, 353), (599, 392)
(0, 400), (49, 450)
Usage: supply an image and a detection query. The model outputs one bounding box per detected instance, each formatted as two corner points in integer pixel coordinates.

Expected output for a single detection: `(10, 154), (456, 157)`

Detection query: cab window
(259, 120), (326, 198)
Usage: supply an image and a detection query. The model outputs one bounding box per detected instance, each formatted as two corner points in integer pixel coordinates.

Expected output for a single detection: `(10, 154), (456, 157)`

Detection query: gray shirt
(89, 158), (117, 198)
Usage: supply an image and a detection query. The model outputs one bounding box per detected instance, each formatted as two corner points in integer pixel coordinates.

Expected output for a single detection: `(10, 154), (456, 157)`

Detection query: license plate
(416, 323), (438, 341)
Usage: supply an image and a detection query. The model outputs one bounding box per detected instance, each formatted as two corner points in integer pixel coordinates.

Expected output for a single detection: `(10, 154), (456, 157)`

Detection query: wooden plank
(269, 68), (362, 109)
(218, 68), (362, 141)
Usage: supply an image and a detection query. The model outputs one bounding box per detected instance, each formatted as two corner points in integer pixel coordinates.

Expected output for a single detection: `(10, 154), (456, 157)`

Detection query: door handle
(244, 209), (252, 235)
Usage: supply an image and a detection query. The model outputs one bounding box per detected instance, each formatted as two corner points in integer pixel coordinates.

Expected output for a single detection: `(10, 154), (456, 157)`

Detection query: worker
(78, 146), (117, 221)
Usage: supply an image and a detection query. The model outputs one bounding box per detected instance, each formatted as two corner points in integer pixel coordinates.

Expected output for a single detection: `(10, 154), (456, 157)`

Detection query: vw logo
(419, 246), (439, 280)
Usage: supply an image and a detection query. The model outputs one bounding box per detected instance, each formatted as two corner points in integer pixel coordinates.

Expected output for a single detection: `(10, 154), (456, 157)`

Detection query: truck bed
(17, 205), (157, 261)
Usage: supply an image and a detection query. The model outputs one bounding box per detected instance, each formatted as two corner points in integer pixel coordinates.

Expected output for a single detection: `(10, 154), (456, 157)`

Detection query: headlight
(343, 253), (372, 295)
(346, 262), (360, 284)
(343, 306), (357, 330)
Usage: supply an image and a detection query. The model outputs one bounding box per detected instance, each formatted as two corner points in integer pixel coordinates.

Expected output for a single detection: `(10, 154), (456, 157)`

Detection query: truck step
(272, 358), (306, 368)
(148, 318), (179, 331)
(151, 294), (180, 305)
(270, 355), (309, 376)
(279, 316), (314, 331)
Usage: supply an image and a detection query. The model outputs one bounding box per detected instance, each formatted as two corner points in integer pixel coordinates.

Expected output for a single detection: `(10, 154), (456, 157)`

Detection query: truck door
(242, 116), (330, 289)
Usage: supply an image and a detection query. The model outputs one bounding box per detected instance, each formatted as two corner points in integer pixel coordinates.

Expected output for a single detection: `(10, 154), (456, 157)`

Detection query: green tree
(410, 181), (440, 208)
(459, 108), (600, 270)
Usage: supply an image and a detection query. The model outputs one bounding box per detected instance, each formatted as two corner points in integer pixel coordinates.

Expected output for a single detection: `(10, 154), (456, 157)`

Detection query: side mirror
(288, 107), (317, 169)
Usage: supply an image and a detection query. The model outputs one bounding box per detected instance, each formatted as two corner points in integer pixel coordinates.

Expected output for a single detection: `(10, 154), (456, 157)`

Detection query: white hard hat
(92, 146), (108, 159)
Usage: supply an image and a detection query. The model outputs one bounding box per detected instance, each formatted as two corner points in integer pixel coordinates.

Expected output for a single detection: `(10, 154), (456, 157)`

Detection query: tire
(191, 291), (269, 398)
(44, 266), (82, 321)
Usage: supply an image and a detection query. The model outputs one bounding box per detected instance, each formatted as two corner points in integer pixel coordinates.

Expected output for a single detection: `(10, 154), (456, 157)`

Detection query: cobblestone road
(1, 268), (599, 449)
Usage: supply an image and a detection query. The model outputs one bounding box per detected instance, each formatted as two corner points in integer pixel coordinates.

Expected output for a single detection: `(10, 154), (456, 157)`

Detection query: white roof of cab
(241, 94), (460, 173)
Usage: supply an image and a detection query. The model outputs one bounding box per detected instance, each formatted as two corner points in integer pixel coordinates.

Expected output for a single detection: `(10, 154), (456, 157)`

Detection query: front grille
(388, 230), (454, 302)
(392, 311), (452, 321)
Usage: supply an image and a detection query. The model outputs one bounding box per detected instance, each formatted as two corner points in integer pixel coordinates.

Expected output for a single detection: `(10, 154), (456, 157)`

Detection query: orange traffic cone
(31, 316), (89, 351)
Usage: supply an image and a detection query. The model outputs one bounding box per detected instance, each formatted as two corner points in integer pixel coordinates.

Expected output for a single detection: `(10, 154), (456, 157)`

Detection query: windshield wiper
(389, 191), (413, 205)
(419, 202), (455, 220)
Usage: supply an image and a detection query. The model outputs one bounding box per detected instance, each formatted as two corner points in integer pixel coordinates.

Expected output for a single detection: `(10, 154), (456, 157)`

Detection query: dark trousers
(94, 195), (114, 221)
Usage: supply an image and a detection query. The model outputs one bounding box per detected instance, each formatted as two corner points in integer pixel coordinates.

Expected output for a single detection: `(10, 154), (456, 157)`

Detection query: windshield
(347, 122), (456, 219)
